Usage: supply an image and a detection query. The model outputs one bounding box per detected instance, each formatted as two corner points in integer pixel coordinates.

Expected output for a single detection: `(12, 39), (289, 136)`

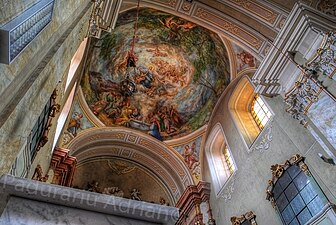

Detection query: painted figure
(237, 51), (255, 70)
(67, 112), (83, 136)
(183, 142), (199, 169)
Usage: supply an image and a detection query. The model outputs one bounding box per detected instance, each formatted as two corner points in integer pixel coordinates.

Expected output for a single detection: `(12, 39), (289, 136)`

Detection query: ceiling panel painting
(62, 99), (94, 146)
(173, 135), (203, 181)
(232, 43), (260, 74)
(81, 8), (230, 140)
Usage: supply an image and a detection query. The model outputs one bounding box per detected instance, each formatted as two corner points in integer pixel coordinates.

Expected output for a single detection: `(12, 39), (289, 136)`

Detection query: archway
(67, 127), (194, 204)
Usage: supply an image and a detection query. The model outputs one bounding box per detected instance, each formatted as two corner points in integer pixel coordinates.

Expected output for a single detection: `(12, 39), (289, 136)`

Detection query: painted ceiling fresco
(81, 8), (230, 140)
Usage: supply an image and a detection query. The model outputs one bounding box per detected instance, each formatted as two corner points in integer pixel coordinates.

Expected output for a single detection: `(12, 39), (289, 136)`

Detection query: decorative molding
(306, 31), (336, 80)
(249, 124), (273, 153)
(31, 164), (48, 182)
(176, 181), (215, 225)
(223, 0), (287, 31)
(284, 73), (322, 126)
(193, 5), (263, 51)
(67, 127), (194, 201)
(252, 3), (335, 97)
(220, 174), (236, 202)
(231, 211), (257, 225)
(122, 0), (270, 58)
(317, 0), (336, 17)
(266, 154), (310, 208)
(50, 147), (77, 187)
(88, 0), (123, 38)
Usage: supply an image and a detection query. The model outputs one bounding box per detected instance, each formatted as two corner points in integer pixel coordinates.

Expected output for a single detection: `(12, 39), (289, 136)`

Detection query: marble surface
(0, 175), (179, 225)
(308, 92), (336, 149)
(0, 197), (159, 225)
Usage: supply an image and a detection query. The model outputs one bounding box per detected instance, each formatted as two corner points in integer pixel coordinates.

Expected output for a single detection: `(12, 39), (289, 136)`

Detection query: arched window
(223, 144), (236, 175)
(229, 76), (273, 148)
(251, 94), (272, 130)
(266, 155), (329, 225)
(206, 124), (237, 196)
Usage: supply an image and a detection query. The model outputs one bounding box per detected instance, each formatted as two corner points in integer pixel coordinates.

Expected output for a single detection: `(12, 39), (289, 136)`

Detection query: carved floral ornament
(284, 31), (336, 126)
(231, 211), (257, 225)
(266, 154), (311, 208)
(284, 73), (322, 127)
(306, 31), (336, 79)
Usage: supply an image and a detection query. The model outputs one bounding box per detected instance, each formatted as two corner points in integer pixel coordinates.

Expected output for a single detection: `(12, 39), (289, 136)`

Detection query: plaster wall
(203, 77), (336, 225)
(0, 0), (40, 25)
(0, 0), (92, 175)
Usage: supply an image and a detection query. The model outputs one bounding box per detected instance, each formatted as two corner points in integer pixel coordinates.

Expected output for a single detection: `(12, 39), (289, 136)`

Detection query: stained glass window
(251, 95), (272, 130)
(223, 144), (236, 175)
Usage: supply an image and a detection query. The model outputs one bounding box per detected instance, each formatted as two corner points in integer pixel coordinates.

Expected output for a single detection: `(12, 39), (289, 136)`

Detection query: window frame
(205, 123), (237, 197)
(266, 154), (329, 225)
(250, 94), (272, 130)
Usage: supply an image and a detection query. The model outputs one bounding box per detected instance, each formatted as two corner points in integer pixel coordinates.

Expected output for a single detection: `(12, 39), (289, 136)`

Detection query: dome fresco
(81, 8), (230, 140)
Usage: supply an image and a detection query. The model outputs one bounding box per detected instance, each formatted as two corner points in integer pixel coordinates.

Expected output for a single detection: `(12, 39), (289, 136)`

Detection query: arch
(228, 76), (273, 148)
(67, 127), (194, 203)
(205, 123), (236, 197)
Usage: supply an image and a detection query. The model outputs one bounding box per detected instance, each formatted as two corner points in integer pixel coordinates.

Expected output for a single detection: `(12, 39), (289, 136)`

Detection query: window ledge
(308, 203), (336, 225)
(216, 172), (237, 201)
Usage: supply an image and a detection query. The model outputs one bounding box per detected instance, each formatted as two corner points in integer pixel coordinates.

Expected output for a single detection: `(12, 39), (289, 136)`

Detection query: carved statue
(102, 187), (124, 197)
(86, 181), (100, 193)
(130, 188), (141, 201)
(159, 197), (169, 206)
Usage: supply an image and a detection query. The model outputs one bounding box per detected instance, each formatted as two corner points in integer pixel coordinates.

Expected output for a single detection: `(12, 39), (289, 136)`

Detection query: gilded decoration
(306, 31), (336, 79)
(284, 73), (322, 127)
(35, 89), (60, 153)
(181, 2), (192, 13)
(230, 211), (257, 225)
(229, 0), (278, 24)
(193, 6), (263, 50)
(284, 31), (336, 127)
(266, 154), (311, 207)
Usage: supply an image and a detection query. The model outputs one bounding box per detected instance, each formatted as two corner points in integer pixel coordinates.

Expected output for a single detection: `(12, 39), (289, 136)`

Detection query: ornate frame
(231, 211), (257, 225)
(265, 154), (310, 208)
